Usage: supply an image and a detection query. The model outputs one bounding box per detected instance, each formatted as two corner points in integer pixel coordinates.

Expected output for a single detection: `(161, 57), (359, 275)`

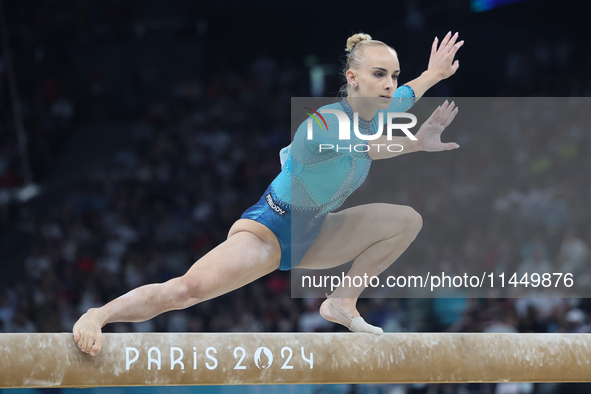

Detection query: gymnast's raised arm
(404, 31), (463, 101)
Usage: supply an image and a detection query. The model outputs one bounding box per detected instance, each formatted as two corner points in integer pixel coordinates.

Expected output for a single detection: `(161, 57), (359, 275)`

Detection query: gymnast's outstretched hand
(404, 32), (464, 100)
(427, 31), (463, 81)
(73, 308), (105, 356)
(413, 100), (459, 152)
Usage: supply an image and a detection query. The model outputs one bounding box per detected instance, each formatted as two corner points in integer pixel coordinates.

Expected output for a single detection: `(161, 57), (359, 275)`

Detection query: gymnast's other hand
(426, 31), (463, 81)
(413, 100), (459, 152)
(73, 308), (106, 356)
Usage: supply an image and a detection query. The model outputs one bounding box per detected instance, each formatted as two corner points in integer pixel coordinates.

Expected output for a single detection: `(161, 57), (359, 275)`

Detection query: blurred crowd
(1, 1), (591, 394)
(2, 58), (591, 333)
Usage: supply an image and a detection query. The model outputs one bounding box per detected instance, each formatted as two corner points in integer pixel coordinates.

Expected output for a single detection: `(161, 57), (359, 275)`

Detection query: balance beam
(1, 333), (591, 387)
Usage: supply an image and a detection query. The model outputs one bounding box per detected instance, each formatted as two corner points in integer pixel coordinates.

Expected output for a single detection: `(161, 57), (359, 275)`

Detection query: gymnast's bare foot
(73, 308), (106, 356)
(319, 297), (383, 335)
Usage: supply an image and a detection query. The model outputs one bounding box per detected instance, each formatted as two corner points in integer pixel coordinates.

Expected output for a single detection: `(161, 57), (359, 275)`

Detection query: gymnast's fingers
(430, 105), (442, 121)
(443, 32), (459, 54)
(438, 31), (452, 53)
(431, 37), (438, 58)
(442, 107), (459, 128)
(443, 101), (456, 118)
(434, 100), (450, 123)
(449, 40), (464, 58)
(442, 141), (460, 150)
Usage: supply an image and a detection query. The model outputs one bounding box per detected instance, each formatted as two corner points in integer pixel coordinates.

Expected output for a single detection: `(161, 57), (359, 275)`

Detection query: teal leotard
(241, 86), (416, 270)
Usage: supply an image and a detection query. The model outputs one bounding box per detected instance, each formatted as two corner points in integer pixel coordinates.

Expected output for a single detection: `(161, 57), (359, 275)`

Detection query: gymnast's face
(347, 46), (400, 110)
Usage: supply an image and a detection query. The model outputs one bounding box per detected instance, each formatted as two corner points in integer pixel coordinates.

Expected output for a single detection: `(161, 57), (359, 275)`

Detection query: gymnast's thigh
(294, 204), (380, 270)
(295, 203), (412, 270)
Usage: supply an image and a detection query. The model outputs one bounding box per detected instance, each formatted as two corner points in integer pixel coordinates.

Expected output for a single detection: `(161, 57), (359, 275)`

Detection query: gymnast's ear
(346, 69), (358, 87)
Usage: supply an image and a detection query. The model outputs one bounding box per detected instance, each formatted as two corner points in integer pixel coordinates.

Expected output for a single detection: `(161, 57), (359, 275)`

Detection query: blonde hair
(340, 33), (397, 96)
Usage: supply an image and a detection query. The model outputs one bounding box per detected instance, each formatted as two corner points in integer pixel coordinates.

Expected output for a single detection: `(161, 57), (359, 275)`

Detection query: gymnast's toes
(79, 331), (102, 355)
(73, 310), (105, 354)
(81, 335), (92, 353)
(350, 317), (384, 335)
(74, 327), (92, 353)
(89, 335), (104, 356)
(73, 325), (87, 349)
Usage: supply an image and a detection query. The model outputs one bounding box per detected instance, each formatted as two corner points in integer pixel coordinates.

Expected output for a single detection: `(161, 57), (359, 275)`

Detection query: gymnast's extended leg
(296, 203), (422, 331)
(73, 220), (280, 356)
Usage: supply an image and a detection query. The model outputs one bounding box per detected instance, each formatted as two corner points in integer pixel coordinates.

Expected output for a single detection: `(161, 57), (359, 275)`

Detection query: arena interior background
(0, 0), (590, 393)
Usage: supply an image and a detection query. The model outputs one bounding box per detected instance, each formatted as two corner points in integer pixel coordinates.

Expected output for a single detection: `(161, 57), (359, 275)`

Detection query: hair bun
(346, 33), (372, 52)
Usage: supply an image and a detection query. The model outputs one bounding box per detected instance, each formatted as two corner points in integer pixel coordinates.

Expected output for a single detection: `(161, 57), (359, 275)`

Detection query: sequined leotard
(241, 85), (416, 270)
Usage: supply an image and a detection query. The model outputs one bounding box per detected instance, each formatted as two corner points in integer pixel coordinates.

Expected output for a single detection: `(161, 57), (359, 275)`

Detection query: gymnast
(74, 32), (463, 355)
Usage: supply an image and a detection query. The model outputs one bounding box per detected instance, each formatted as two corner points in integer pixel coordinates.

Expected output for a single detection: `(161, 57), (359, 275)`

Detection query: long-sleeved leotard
(241, 86), (416, 270)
